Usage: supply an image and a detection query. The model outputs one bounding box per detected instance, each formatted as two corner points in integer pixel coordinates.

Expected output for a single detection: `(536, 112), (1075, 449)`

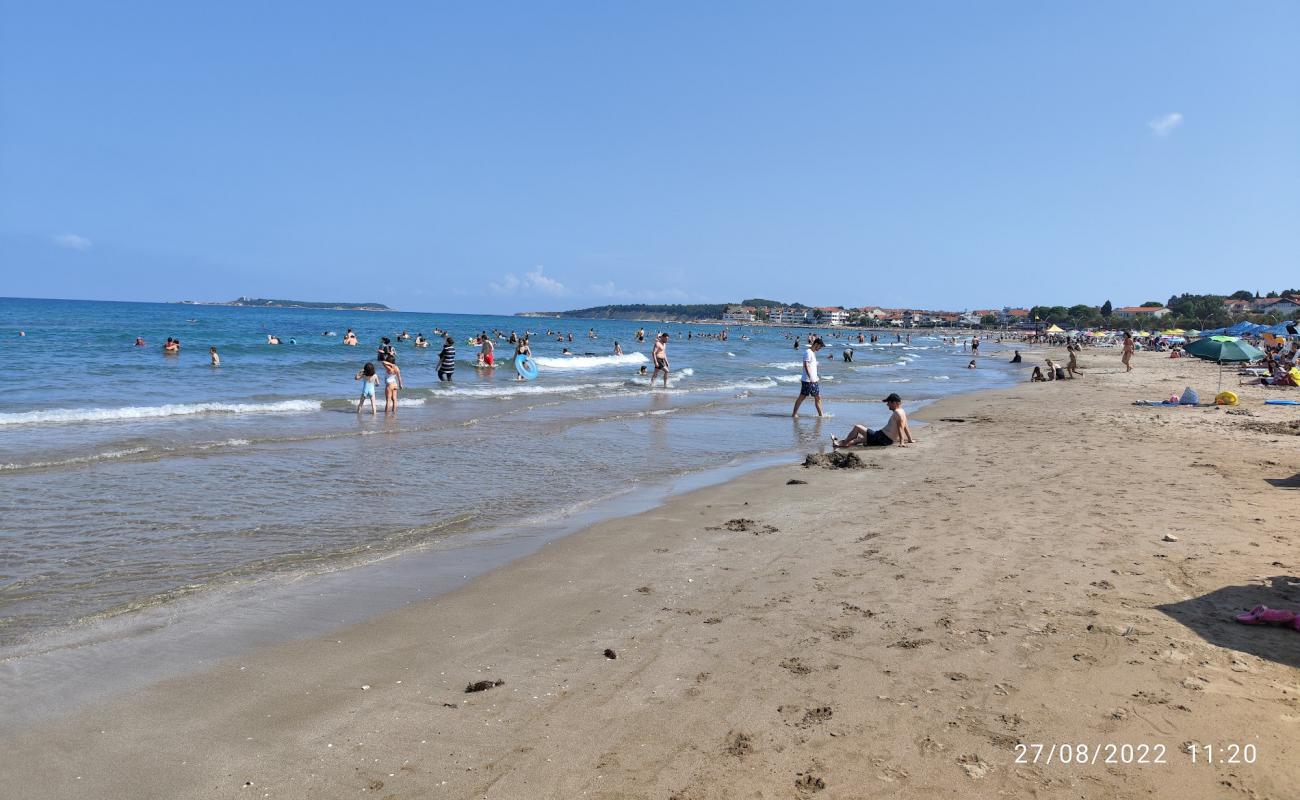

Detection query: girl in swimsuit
(355, 362), (379, 415)
(381, 360), (403, 415)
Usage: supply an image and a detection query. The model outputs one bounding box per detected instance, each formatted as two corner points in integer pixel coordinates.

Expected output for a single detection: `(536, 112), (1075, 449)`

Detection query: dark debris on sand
(464, 679), (505, 693)
(1245, 420), (1300, 436)
(803, 452), (882, 470)
(719, 518), (779, 534)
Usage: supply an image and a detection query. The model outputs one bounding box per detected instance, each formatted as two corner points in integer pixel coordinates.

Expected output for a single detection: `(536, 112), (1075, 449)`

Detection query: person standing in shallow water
(437, 335), (456, 382)
(355, 362), (379, 415)
(650, 333), (670, 389)
(791, 336), (826, 418)
(381, 360), (403, 414)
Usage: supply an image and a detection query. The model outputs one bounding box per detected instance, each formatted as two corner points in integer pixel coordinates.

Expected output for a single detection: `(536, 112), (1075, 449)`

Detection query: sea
(0, 297), (1023, 717)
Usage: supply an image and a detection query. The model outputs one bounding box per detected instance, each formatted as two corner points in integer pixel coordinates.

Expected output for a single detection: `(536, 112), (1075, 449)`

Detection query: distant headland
(174, 297), (392, 311)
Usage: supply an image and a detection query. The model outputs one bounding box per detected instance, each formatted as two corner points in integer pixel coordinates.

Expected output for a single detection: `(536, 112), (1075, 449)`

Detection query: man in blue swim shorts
(791, 336), (826, 417)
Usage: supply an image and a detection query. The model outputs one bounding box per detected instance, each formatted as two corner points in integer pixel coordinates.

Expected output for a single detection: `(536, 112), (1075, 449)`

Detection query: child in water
(355, 362), (379, 415)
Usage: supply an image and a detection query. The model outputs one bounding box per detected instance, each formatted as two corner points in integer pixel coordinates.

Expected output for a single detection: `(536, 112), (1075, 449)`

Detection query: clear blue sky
(3, 1), (1297, 313)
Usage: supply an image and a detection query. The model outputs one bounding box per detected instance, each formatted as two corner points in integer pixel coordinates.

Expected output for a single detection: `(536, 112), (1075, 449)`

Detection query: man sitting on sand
(832, 393), (914, 448)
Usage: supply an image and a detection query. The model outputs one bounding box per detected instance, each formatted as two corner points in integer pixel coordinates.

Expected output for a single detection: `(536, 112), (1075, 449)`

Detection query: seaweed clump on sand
(465, 679), (505, 693)
(803, 452), (880, 469)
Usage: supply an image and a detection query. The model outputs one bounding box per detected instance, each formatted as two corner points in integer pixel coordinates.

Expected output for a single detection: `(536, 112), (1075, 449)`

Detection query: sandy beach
(5, 345), (1298, 799)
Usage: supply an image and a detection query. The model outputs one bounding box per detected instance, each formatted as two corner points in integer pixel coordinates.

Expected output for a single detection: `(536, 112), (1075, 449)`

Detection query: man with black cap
(831, 393), (914, 448)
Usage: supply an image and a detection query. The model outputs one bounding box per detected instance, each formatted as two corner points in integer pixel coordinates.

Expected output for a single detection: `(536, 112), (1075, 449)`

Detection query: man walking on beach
(792, 336), (826, 417)
(650, 332), (670, 389)
(831, 393), (914, 448)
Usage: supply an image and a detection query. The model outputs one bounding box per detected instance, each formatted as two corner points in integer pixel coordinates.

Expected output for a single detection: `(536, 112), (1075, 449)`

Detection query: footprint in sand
(780, 657), (813, 675)
(957, 754), (992, 779)
(888, 638), (934, 649)
(724, 730), (753, 757)
(795, 773), (826, 793)
(829, 626), (855, 641)
(796, 707), (833, 728)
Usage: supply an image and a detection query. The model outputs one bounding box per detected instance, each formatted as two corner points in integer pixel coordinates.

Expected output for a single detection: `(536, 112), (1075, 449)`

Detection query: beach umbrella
(1185, 329), (1201, 337)
(1044, 324), (1064, 334)
(1184, 336), (1265, 390)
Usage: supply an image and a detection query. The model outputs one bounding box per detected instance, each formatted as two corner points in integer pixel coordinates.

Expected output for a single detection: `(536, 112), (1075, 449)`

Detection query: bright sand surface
(4, 346), (1298, 799)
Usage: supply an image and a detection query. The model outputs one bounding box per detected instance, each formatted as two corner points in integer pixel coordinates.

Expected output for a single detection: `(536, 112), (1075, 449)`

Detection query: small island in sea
(175, 297), (392, 311)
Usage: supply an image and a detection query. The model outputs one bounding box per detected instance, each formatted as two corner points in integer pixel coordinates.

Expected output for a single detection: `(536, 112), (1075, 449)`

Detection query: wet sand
(4, 346), (1298, 799)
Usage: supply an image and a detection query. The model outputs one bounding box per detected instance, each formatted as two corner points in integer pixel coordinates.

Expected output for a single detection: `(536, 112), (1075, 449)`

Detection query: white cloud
(489, 265), (569, 297)
(1148, 112), (1183, 137)
(52, 233), (92, 250)
(588, 281), (688, 302)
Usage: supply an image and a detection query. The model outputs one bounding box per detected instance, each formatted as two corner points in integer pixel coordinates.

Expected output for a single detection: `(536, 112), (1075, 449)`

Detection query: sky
(2, 1), (1298, 314)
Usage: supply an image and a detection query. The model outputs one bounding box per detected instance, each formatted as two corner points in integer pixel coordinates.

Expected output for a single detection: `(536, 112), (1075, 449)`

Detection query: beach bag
(1215, 390), (1238, 406)
(1179, 387), (1199, 405)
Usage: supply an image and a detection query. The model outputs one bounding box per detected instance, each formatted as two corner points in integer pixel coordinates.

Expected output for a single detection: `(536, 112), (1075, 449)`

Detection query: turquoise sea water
(0, 297), (1022, 654)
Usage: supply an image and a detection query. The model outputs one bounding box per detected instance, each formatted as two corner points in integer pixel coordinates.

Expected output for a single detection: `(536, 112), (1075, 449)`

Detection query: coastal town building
(1249, 295), (1300, 315)
(999, 308), (1031, 325)
(770, 307), (809, 325)
(816, 307), (850, 326)
(722, 305), (755, 323)
(1113, 305), (1171, 319)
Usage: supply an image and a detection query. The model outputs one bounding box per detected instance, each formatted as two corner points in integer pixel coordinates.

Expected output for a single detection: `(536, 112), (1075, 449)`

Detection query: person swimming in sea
(209, 346), (220, 367)
(267, 334), (281, 345)
(135, 336), (146, 347)
(343, 329), (358, 346)
(164, 337), (180, 354)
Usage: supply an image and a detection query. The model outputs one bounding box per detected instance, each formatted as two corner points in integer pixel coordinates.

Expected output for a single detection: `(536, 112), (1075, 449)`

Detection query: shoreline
(5, 346), (1298, 798)
(0, 449), (803, 727)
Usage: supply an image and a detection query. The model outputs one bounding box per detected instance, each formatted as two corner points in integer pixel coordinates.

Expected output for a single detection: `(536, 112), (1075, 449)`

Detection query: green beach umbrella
(1183, 336), (1265, 390)
(1184, 337), (1264, 362)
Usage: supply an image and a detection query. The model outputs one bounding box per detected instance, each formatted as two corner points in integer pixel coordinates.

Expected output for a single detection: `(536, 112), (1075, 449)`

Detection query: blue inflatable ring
(515, 354), (539, 381)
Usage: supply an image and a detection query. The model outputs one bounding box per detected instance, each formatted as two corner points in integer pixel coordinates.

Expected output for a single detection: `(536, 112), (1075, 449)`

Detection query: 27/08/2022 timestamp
(1014, 743), (1259, 766)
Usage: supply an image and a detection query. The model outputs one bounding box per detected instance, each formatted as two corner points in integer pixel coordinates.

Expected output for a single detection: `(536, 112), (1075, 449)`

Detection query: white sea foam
(531, 352), (649, 370)
(772, 374), (835, 384)
(0, 400), (322, 427)
(437, 382), (625, 399)
(1, 446), (151, 471)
